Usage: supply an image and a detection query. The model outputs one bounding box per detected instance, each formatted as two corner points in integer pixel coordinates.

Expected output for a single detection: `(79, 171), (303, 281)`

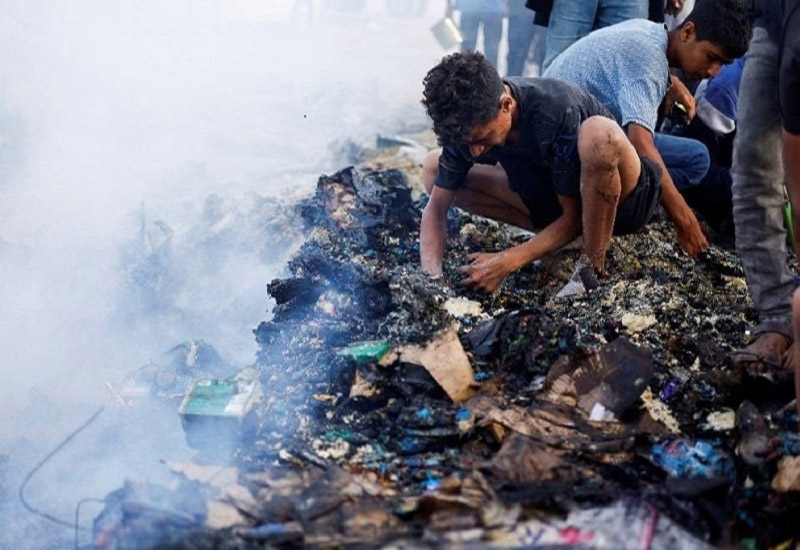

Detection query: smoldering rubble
(82, 138), (800, 549)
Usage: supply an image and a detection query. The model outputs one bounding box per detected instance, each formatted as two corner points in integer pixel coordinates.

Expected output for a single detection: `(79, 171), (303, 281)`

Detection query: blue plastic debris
(659, 379), (680, 401)
(423, 477), (441, 492)
(693, 380), (716, 400)
(781, 433), (800, 456)
(474, 371), (490, 382)
(404, 456), (442, 468)
(415, 408), (432, 420)
(651, 439), (735, 481)
(399, 437), (426, 454)
(454, 408), (472, 421)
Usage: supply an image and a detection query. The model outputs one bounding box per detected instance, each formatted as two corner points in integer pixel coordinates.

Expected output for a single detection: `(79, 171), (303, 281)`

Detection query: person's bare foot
(553, 262), (600, 300)
(731, 331), (792, 374)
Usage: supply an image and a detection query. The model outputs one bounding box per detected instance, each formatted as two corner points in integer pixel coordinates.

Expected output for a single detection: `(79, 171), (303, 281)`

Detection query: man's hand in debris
(459, 195), (584, 293)
(672, 203), (709, 257)
(460, 251), (515, 293)
(625, 123), (708, 258)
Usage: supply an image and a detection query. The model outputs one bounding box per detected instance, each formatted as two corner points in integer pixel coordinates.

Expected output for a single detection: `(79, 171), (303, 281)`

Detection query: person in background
(732, 0), (800, 381)
(419, 52), (664, 298)
(506, 0), (547, 76)
(650, 0), (691, 23)
(449, 0), (506, 70)
(544, 0), (751, 257)
(693, 57), (744, 137)
(541, 0), (649, 72)
(675, 58), (744, 235)
(664, 0), (694, 28)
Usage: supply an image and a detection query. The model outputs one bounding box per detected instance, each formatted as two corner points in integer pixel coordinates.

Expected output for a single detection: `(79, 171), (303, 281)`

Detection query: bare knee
(422, 150), (441, 195)
(578, 116), (625, 175)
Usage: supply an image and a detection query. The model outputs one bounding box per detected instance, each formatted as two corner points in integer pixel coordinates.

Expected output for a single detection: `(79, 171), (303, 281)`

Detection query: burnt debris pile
(95, 161), (800, 549)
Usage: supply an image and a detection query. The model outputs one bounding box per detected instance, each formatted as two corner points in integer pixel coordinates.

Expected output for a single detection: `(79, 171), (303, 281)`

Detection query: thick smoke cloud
(0, 1), (445, 548)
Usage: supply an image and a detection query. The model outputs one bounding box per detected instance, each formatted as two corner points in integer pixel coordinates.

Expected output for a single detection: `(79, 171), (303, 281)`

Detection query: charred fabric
(93, 162), (800, 550)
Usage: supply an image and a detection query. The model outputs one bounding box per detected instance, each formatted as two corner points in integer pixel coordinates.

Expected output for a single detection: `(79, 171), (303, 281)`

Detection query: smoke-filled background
(0, 1), (489, 547)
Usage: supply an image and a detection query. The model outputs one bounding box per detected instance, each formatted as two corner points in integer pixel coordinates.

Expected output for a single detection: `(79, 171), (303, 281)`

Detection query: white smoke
(0, 1), (446, 547)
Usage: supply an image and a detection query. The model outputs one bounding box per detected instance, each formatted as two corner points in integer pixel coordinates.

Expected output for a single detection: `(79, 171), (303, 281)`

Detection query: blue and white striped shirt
(544, 19), (671, 134)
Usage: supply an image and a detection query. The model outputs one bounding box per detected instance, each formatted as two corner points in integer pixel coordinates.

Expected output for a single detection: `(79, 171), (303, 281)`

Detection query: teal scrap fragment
(337, 341), (392, 364)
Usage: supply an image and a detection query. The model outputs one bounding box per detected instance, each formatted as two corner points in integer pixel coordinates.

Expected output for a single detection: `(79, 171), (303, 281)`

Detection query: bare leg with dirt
(422, 150), (534, 230)
(555, 116), (642, 297)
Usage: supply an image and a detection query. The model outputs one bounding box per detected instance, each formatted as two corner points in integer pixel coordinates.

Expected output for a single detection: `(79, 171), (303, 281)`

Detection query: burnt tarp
(95, 161), (800, 549)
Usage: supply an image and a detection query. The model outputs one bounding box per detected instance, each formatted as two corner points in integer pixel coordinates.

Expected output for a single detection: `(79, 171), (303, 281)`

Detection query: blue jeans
(731, 27), (793, 333)
(542, 0), (648, 72)
(653, 133), (710, 190)
(670, 111), (735, 231)
(506, 1), (547, 76)
(459, 12), (504, 69)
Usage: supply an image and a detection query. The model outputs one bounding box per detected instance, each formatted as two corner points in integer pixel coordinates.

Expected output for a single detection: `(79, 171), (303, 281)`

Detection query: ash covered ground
(83, 136), (800, 550)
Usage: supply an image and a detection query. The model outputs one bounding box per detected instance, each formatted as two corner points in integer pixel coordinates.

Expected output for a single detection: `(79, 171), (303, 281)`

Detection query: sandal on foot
(730, 349), (784, 371)
(731, 323), (793, 374)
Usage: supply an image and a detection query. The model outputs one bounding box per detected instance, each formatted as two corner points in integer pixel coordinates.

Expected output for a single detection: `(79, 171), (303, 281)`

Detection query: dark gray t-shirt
(751, 0), (785, 40)
(752, 0), (800, 133)
(779, 0), (800, 133)
(434, 77), (612, 228)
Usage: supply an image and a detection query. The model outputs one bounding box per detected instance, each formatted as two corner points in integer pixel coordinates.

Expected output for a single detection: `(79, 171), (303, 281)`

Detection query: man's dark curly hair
(684, 0), (752, 59)
(421, 51), (505, 146)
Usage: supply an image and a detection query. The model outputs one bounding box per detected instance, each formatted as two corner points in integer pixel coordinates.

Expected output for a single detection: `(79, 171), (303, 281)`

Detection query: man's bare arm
(420, 185), (456, 276)
(626, 123), (709, 257)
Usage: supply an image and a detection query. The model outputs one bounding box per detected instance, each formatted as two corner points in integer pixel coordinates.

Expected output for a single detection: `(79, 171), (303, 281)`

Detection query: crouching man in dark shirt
(419, 51), (663, 297)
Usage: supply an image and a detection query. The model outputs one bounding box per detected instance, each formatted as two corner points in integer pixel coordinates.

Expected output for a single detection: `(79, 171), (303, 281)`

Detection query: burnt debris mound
(96, 164), (800, 550)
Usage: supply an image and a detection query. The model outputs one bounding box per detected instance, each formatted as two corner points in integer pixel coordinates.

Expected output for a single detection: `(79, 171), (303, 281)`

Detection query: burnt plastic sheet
(483, 433), (567, 484)
(464, 316), (507, 356)
(544, 337), (655, 418)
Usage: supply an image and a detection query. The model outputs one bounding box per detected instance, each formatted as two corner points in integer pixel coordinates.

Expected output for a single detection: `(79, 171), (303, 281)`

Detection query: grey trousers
(732, 26), (793, 335)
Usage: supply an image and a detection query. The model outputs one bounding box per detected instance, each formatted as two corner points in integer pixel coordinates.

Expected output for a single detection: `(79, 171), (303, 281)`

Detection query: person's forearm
(626, 124), (707, 256)
(659, 170), (695, 223)
(783, 130), (800, 258)
(628, 130), (690, 224)
(420, 202), (448, 275)
(503, 212), (582, 271)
